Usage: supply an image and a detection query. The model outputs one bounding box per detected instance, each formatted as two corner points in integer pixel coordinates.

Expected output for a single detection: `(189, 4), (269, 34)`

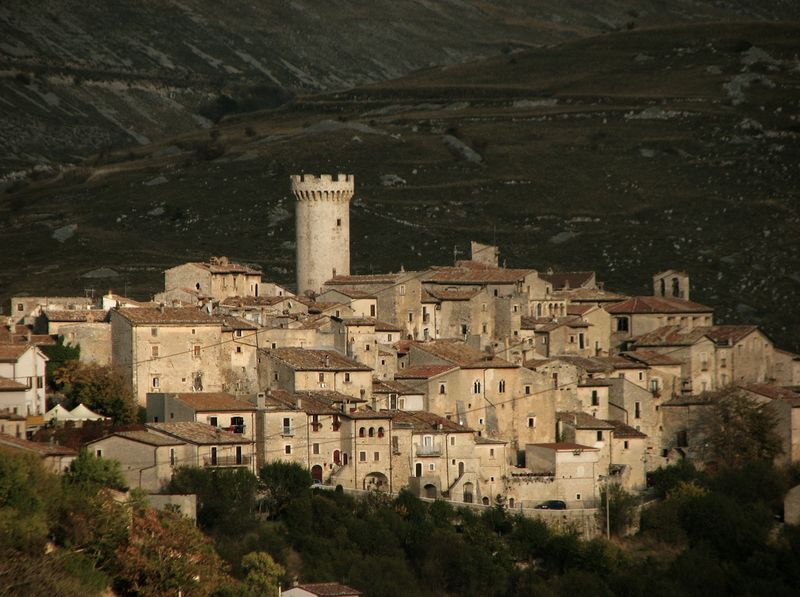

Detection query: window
(344, 372), (351, 383)
(596, 431), (603, 441)
(151, 327), (158, 337)
(368, 427), (375, 437)
(378, 427), (385, 438)
(638, 371), (644, 381)
(151, 345), (159, 358)
(284, 445), (292, 455)
(16, 303), (23, 312)
(490, 448), (495, 457)
(389, 394), (399, 409)
(623, 441), (629, 450)
(428, 463), (435, 471)
(525, 385), (531, 395)
(336, 218), (342, 227)
(193, 345), (201, 358)
(271, 342), (277, 349)
(498, 380), (506, 393)
(616, 317), (629, 332)
(170, 448), (176, 466)
(374, 451), (380, 462)
(450, 436), (455, 446)
(387, 334), (392, 342)
(473, 380), (481, 394)
(209, 416), (218, 427)
(569, 335), (575, 344)
(479, 418), (484, 426)
(313, 443), (320, 455)
(513, 304), (519, 312)
(408, 312), (414, 322)
(365, 344), (370, 351)
(576, 493), (582, 501)
(359, 451), (366, 462)
(152, 376), (160, 388)
(95, 449), (103, 458)
(282, 418), (293, 435)
(359, 427), (366, 438)
(650, 379), (660, 393)
(192, 372), (203, 391)
(591, 390), (599, 406)
(528, 417), (536, 428)
(482, 323), (488, 334)
(634, 402), (641, 419)
(319, 372), (325, 382)
(210, 447), (218, 465)
(399, 398), (405, 409)
(439, 383), (446, 395)
(235, 346), (242, 354)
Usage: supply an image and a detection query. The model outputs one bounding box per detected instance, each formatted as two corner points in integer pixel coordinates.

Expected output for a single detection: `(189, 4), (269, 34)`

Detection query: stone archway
(363, 472), (389, 491)
(311, 465), (323, 483)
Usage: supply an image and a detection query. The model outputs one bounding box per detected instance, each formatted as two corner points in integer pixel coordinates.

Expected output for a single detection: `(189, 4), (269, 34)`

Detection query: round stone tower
(291, 173), (355, 295)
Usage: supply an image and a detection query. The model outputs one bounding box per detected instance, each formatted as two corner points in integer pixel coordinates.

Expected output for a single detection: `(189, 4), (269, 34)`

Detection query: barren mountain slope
(2, 22), (799, 350)
(1, 0), (797, 176)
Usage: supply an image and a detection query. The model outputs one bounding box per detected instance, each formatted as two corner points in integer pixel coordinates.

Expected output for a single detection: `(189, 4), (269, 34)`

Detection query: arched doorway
(424, 484), (437, 499)
(333, 450), (341, 465)
(482, 497), (490, 506)
(463, 482), (474, 503)
(364, 472), (389, 491)
(311, 465), (323, 483)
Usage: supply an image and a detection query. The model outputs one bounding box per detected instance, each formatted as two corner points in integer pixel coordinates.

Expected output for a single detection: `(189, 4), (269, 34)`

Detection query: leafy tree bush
(241, 551), (285, 597)
(40, 337), (80, 387)
(52, 361), (137, 424)
(64, 450), (127, 492)
(600, 483), (640, 536)
(259, 461), (312, 518)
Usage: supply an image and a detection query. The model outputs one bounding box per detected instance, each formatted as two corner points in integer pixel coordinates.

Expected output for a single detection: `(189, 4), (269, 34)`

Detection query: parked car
(534, 500), (567, 510)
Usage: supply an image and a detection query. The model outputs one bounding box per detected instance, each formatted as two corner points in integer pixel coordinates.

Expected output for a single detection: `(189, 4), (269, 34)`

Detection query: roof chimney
(296, 396), (302, 409)
(159, 303), (165, 314)
(324, 354), (330, 368)
(256, 392), (266, 410)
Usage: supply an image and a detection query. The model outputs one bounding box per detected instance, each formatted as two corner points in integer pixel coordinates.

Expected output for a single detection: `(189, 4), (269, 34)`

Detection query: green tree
(64, 450), (127, 492)
(40, 337), (80, 388)
(53, 361), (137, 424)
(241, 551), (284, 597)
(698, 388), (782, 467)
(599, 483), (639, 536)
(259, 461), (311, 518)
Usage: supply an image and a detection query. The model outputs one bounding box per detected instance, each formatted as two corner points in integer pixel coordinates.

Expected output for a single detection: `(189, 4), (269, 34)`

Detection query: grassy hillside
(2, 21), (799, 350)
(1, 1), (797, 176)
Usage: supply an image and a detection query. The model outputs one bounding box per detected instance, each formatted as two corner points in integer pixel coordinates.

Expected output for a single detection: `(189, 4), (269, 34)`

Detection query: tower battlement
(291, 173), (354, 202)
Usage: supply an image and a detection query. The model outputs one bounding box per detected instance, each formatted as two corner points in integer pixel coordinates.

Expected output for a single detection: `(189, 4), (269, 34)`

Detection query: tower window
(336, 218), (342, 227)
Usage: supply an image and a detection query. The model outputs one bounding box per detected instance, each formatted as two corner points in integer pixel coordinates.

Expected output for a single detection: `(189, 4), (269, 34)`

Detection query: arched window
(359, 427), (365, 438)
(377, 427), (385, 438)
(498, 380), (506, 393)
(473, 380), (481, 394)
(368, 427), (375, 437)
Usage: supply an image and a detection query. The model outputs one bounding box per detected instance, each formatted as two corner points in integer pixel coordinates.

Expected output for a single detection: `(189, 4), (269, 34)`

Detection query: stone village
(3, 173), (799, 525)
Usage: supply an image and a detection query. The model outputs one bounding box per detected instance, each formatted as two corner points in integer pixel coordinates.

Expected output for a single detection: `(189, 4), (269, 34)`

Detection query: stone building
(161, 256), (263, 304)
(110, 307), (225, 404)
(653, 270), (691, 301)
(9, 295), (95, 326)
(146, 392), (257, 441)
(0, 344), (47, 417)
(606, 296), (713, 350)
(38, 309), (111, 365)
(292, 174), (354, 295)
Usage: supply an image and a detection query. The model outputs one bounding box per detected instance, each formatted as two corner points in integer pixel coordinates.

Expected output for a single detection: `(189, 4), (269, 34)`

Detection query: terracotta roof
(424, 266), (534, 285)
(259, 390), (367, 416)
(220, 316), (259, 331)
(104, 293), (155, 308)
(604, 419), (647, 439)
(0, 434), (77, 456)
(775, 348), (800, 359)
(738, 383), (800, 402)
(605, 296), (712, 314)
(171, 392), (256, 412)
(266, 348), (371, 371)
(44, 310), (109, 323)
(336, 317), (401, 332)
(321, 287), (376, 299)
(146, 422), (252, 445)
(424, 288), (483, 301)
(0, 377), (28, 391)
(115, 307), (222, 326)
(567, 304), (594, 316)
(529, 315), (590, 332)
(530, 442), (599, 452)
(539, 271), (595, 290)
(325, 274), (404, 285)
(552, 356), (612, 373)
(557, 411), (615, 429)
(704, 325), (760, 345)
(590, 355), (647, 370)
(185, 257), (261, 275)
(632, 325), (712, 347)
(111, 430), (184, 446)
(551, 288), (628, 302)
(412, 339), (516, 369)
(293, 583), (362, 597)
(221, 296), (295, 307)
(474, 436), (508, 444)
(622, 350), (682, 367)
(0, 344), (34, 363)
(387, 410), (472, 433)
(372, 379), (418, 395)
(395, 365), (457, 379)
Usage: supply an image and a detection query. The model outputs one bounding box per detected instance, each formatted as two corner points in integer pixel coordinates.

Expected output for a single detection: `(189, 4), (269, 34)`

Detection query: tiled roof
(221, 296), (294, 307)
(558, 411), (615, 430)
(0, 377), (28, 391)
(539, 271), (595, 290)
(605, 296), (712, 314)
(424, 288), (483, 301)
(387, 410), (472, 433)
(412, 339), (516, 369)
(293, 582), (362, 597)
(551, 288), (629, 302)
(604, 419), (648, 439)
(0, 434), (78, 456)
(186, 257), (261, 275)
(325, 274), (404, 285)
(424, 266), (534, 284)
(146, 422), (251, 445)
(372, 379), (418, 395)
(322, 287), (376, 299)
(632, 326), (712, 347)
(266, 348), (372, 371)
(44, 310), (109, 323)
(112, 430), (184, 446)
(591, 355), (647, 370)
(104, 293), (155, 308)
(115, 307), (222, 326)
(260, 390), (367, 416)
(704, 325), (760, 345)
(0, 344), (33, 363)
(530, 315), (590, 332)
(530, 442), (598, 452)
(172, 393), (256, 412)
(220, 316), (259, 331)
(336, 317), (401, 332)
(567, 304), (594, 316)
(395, 365), (457, 379)
(622, 350), (682, 367)
(474, 436), (508, 444)
(552, 356), (613, 373)
(738, 383), (800, 402)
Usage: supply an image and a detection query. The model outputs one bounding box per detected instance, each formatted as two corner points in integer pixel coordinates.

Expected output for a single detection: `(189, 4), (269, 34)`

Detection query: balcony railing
(204, 455), (251, 467)
(282, 427), (294, 436)
(228, 424), (246, 434)
(415, 443), (442, 457)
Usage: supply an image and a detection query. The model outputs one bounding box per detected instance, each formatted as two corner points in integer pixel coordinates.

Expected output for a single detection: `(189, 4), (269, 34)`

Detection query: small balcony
(204, 455), (251, 467)
(281, 427), (294, 437)
(228, 424), (246, 434)
(415, 443), (443, 457)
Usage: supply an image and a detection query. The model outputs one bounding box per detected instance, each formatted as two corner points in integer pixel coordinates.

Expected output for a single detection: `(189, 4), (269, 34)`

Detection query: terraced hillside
(2, 22), (799, 350)
(1, 0), (796, 177)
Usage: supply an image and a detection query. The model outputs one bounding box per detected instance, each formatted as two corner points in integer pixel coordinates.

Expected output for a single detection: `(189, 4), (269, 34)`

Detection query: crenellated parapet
(291, 173), (355, 202)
